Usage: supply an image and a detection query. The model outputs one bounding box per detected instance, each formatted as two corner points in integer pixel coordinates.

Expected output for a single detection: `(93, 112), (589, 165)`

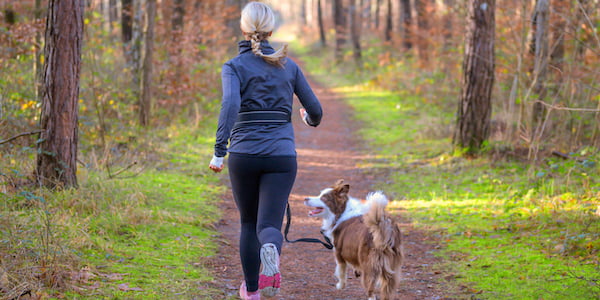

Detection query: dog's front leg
(334, 257), (347, 290)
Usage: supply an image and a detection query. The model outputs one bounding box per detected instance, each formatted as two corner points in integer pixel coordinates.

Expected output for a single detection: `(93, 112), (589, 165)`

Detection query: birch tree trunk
(36, 0), (84, 188)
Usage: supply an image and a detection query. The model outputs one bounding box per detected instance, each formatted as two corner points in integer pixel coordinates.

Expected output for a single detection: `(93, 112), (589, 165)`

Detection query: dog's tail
(364, 192), (403, 299)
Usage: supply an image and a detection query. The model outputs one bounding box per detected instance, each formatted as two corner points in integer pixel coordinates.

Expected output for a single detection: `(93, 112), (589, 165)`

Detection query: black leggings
(228, 153), (297, 292)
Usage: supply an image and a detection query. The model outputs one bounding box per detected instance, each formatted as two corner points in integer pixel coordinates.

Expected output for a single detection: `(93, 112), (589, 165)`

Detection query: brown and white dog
(304, 179), (403, 300)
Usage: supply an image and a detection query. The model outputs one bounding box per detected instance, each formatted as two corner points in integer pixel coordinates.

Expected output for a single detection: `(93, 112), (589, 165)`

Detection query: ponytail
(241, 2), (288, 67)
(248, 32), (288, 67)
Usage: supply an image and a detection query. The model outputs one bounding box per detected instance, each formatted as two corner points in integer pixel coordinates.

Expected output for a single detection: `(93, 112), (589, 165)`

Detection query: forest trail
(205, 63), (448, 300)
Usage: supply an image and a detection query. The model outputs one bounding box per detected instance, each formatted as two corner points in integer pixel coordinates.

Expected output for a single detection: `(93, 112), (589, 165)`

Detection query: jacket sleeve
(214, 63), (241, 157)
(294, 66), (322, 127)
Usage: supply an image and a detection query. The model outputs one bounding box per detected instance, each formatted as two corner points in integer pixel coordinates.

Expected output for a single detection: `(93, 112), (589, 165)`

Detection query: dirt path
(205, 69), (448, 299)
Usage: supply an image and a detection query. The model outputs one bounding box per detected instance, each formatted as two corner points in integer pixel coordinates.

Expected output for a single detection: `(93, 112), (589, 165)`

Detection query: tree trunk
(131, 0), (143, 87)
(414, 0), (432, 64)
(350, 0), (362, 62)
(363, 0), (371, 29)
(109, 0), (118, 24)
(453, 0), (495, 155)
(334, 0), (347, 62)
(374, 0), (381, 29)
(318, 0), (327, 47)
(399, 0), (412, 50)
(36, 0), (84, 189)
(172, 0), (185, 34)
(550, 0), (566, 74)
(139, 0), (156, 127)
(530, 0), (549, 142)
(384, 0), (392, 41)
(122, 0), (133, 43)
(121, 0), (134, 66)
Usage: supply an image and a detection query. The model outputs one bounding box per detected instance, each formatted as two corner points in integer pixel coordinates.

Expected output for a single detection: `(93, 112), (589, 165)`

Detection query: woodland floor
(204, 66), (451, 300)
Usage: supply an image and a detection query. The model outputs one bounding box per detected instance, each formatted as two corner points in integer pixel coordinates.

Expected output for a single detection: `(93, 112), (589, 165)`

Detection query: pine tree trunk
(36, 0), (84, 189)
(399, 0), (412, 50)
(550, 0), (566, 75)
(350, 0), (362, 62)
(374, 0), (381, 29)
(530, 0), (549, 145)
(318, 0), (327, 47)
(384, 0), (392, 41)
(453, 0), (495, 154)
(334, 0), (347, 62)
(414, 0), (432, 64)
(121, 0), (134, 66)
(139, 0), (156, 127)
(172, 0), (185, 34)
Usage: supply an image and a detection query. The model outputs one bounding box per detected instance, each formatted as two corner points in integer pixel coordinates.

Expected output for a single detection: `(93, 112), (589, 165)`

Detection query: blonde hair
(240, 2), (288, 67)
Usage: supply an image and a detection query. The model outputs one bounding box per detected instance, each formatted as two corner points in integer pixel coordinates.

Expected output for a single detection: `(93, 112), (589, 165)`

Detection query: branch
(535, 100), (600, 113)
(552, 150), (585, 162)
(108, 161), (138, 179)
(0, 130), (43, 145)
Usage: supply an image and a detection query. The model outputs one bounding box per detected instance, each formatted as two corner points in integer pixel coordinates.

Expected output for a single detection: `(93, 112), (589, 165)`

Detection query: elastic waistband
(235, 110), (291, 124)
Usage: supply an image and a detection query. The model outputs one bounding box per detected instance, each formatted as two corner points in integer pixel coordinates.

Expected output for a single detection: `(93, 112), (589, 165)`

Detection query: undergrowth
(1, 125), (224, 299)
(1, 11), (228, 299)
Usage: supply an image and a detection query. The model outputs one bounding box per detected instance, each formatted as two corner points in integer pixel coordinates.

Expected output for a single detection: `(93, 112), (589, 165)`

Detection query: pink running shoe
(258, 243), (280, 298)
(239, 282), (260, 300)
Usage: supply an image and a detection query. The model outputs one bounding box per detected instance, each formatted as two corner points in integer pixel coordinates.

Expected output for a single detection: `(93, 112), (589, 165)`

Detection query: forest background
(0, 0), (599, 299)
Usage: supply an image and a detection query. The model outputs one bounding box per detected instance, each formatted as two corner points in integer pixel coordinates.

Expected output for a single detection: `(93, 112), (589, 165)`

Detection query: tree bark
(531, 0), (549, 141)
(139, 0), (156, 127)
(172, 0), (185, 34)
(131, 0), (143, 87)
(384, 0), (392, 41)
(36, 0), (84, 189)
(374, 0), (381, 29)
(414, 0), (432, 64)
(122, 0), (133, 43)
(399, 0), (412, 50)
(121, 0), (134, 66)
(318, 0), (327, 47)
(334, 0), (347, 62)
(350, 0), (362, 62)
(453, 0), (495, 154)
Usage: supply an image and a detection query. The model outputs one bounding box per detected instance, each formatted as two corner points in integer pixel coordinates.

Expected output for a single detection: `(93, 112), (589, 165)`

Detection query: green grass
(293, 42), (600, 299)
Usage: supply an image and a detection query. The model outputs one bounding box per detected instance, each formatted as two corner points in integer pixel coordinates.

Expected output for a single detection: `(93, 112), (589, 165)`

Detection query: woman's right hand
(299, 108), (310, 126)
(209, 155), (224, 173)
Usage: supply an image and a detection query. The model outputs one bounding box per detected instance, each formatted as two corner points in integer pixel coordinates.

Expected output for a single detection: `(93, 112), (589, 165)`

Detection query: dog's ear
(334, 179), (345, 186)
(335, 182), (350, 197)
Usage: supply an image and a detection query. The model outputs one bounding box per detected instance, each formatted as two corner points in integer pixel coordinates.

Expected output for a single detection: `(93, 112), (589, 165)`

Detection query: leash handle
(284, 203), (334, 250)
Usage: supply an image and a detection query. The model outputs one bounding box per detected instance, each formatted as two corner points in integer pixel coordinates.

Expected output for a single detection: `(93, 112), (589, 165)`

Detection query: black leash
(284, 203), (334, 250)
